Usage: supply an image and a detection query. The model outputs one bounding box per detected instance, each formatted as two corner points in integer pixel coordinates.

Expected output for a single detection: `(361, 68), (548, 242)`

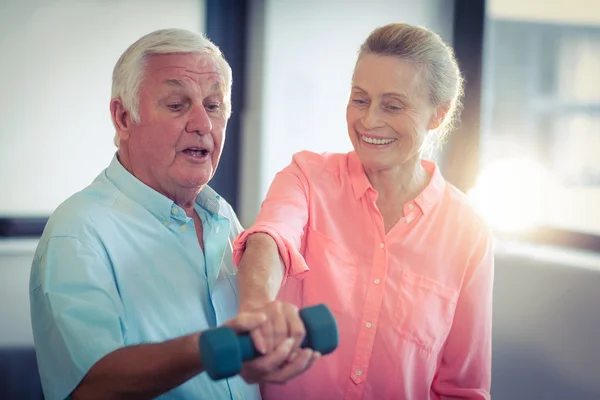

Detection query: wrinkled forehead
(143, 52), (230, 96)
(352, 54), (429, 101)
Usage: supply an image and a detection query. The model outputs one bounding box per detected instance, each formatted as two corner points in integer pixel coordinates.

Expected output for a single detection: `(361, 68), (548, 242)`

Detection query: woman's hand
(234, 301), (319, 384)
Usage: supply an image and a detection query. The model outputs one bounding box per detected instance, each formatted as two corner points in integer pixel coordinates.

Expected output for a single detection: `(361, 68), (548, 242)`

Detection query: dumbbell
(199, 303), (339, 380)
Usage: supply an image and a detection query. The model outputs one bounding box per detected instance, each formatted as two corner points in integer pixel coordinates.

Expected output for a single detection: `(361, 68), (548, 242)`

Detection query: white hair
(111, 28), (232, 147)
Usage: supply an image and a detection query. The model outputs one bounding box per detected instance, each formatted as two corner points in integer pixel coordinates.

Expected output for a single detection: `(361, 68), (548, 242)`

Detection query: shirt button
(409, 203), (414, 210)
(379, 243), (384, 249)
(356, 369), (363, 376)
(374, 279), (380, 284)
(163, 221), (169, 227)
(405, 217), (412, 224)
(180, 225), (187, 232)
(365, 322), (372, 328)
(171, 207), (179, 214)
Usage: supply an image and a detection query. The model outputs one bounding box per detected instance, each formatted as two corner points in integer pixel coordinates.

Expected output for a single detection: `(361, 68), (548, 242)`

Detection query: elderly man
(29, 28), (317, 400)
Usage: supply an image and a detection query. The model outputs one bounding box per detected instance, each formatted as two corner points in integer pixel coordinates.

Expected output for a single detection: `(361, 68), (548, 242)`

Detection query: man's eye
(206, 103), (221, 112)
(386, 105), (402, 112)
(352, 99), (367, 105)
(167, 104), (184, 111)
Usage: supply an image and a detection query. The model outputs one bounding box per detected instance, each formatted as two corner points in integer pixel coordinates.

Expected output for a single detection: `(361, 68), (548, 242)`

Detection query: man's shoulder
(42, 172), (121, 240)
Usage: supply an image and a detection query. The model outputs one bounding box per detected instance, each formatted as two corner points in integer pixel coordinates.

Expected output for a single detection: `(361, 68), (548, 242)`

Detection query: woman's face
(346, 53), (445, 172)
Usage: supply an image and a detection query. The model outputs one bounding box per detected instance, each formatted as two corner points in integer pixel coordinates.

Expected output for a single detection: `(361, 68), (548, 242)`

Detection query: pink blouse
(233, 150), (494, 399)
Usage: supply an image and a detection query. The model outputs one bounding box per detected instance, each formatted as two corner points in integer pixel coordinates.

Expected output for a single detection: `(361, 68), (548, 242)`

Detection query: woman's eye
(352, 99), (367, 105)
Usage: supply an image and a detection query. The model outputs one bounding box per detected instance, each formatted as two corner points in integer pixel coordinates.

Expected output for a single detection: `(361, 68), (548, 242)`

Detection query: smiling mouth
(360, 134), (396, 145)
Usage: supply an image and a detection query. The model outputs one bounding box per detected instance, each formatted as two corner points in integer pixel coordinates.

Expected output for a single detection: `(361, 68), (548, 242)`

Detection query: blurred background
(0, 0), (599, 398)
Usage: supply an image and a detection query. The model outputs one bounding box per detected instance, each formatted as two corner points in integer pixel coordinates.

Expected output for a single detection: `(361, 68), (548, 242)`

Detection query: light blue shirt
(29, 155), (261, 400)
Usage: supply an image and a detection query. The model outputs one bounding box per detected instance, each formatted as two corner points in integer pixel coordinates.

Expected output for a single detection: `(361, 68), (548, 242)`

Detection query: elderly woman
(233, 22), (494, 400)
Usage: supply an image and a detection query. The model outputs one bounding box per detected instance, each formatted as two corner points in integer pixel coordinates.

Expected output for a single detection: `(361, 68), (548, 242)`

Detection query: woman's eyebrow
(382, 92), (409, 100)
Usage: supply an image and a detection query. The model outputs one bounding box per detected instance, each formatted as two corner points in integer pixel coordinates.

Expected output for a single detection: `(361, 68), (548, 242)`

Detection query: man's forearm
(72, 333), (202, 400)
(237, 233), (285, 311)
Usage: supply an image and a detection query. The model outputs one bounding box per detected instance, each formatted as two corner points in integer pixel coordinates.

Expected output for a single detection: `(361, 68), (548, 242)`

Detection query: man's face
(117, 52), (228, 200)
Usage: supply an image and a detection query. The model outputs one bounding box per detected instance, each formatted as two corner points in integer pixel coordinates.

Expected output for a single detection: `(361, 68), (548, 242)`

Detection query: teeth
(361, 135), (395, 145)
(184, 148), (207, 156)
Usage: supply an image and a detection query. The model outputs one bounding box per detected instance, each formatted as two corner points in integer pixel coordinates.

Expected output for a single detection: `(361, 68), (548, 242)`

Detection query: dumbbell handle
(200, 304), (338, 380)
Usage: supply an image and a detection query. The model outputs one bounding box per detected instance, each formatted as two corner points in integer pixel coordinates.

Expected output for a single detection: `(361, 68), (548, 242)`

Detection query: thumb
(227, 311), (267, 333)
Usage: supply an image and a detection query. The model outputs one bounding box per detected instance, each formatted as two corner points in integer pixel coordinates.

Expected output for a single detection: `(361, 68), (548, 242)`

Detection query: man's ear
(428, 101), (451, 131)
(110, 98), (133, 142)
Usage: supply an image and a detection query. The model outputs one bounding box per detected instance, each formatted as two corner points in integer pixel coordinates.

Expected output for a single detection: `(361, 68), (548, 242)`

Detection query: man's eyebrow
(210, 80), (225, 93)
(163, 79), (185, 87)
(162, 78), (225, 97)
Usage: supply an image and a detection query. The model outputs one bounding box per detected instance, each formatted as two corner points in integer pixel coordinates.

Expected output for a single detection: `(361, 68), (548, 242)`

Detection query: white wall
(0, 0), (205, 345)
(0, 0), (204, 217)
(239, 0), (455, 227)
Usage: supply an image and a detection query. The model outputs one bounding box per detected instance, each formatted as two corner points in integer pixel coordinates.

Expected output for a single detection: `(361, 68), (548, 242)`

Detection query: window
(471, 2), (600, 239)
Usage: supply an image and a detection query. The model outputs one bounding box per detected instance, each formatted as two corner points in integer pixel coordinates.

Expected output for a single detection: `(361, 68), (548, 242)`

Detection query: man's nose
(186, 104), (212, 134)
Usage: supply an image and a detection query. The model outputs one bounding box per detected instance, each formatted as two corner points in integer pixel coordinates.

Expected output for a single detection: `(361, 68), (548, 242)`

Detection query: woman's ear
(428, 101), (451, 131)
(110, 98), (132, 142)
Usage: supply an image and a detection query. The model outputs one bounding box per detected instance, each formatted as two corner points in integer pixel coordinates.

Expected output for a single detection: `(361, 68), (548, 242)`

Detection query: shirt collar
(413, 159), (445, 215)
(196, 185), (222, 215)
(105, 153), (222, 222)
(348, 151), (372, 200)
(348, 151), (446, 215)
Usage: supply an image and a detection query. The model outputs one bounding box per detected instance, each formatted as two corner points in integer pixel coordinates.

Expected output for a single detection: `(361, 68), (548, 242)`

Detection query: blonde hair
(358, 22), (464, 145)
(111, 28), (232, 147)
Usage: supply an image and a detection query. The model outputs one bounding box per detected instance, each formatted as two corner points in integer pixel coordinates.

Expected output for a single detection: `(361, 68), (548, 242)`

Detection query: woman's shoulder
(441, 182), (493, 240)
(290, 150), (351, 177)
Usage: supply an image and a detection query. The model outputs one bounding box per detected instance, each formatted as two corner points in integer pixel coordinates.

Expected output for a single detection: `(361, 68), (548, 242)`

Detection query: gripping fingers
(264, 349), (318, 383)
(259, 317), (275, 353)
(271, 305), (291, 350)
(250, 328), (268, 355)
(247, 337), (295, 376)
(284, 305), (306, 349)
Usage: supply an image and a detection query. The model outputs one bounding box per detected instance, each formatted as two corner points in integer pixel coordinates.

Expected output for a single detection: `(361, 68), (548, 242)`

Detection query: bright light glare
(468, 158), (556, 233)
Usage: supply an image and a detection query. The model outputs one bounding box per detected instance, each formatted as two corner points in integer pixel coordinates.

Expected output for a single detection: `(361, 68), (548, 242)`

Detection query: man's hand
(241, 337), (319, 384)
(234, 301), (319, 384)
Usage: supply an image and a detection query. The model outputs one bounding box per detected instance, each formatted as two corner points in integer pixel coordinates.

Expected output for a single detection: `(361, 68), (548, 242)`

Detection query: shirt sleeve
(432, 228), (495, 399)
(29, 235), (126, 400)
(232, 154), (311, 283)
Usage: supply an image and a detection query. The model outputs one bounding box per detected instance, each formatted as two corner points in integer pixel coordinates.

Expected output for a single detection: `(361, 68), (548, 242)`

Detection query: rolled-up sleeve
(432, 229), (495, 399)
(30, 236), (126, 400)
(233, 154), (311, 282)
